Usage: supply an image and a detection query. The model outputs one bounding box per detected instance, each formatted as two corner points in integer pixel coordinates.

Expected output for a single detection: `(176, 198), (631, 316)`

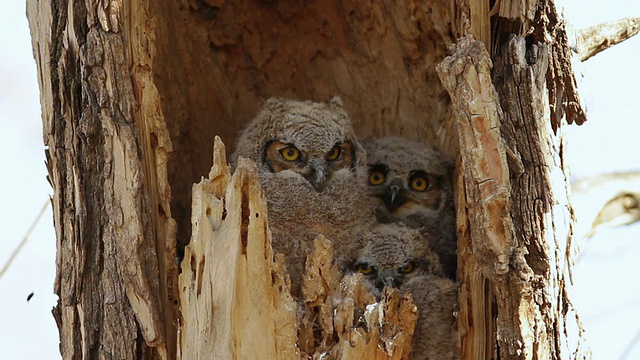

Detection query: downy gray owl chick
(351, 223), (459, 360)
(351, 223), (444, 297)
(362, 136), (458, 279)
(402, 275), (459, 360)
(232, 97), (376, 295)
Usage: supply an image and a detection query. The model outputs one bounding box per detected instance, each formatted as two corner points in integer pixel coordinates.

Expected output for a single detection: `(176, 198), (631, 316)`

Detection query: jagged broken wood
(178, 137), (299, 359)
(178, 137), (418, 359)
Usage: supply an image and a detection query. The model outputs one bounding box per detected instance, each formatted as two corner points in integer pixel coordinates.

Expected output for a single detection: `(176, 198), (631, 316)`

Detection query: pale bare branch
(576, 18), (640, 61)
(0, 200), (49, 280)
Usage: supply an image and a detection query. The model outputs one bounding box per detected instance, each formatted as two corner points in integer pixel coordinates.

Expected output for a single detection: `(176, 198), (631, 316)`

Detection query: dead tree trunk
(27, 0), (590, 359)
(27, 1), (179, 358)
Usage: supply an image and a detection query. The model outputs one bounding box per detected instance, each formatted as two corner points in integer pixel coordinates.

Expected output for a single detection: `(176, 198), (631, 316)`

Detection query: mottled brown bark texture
(27, 0), (589, 359)
(27, 0), (177, 358)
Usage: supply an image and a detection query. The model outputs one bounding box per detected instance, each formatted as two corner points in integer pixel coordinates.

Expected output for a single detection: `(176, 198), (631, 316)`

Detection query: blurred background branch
(0, 200), (49, 281)
(573, 17), (640, 61)
(572, 170), (640, 245)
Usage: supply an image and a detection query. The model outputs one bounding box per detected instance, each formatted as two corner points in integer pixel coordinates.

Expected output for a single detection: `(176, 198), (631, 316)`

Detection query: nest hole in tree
(149, 0), (466, 259)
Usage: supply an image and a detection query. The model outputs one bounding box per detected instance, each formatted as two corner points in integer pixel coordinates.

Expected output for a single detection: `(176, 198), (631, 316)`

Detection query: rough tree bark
(27, 0), (597, 359)
(27, 0), (178, 358)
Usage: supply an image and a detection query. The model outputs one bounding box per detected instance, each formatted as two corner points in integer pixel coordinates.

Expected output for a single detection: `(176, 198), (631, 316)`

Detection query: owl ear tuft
(330, 96), (344, 108)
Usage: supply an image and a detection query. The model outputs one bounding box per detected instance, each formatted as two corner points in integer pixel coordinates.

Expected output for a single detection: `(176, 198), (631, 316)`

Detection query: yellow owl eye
(327, 146), (342, 161)
(356, 263), (374, 275)
(280, 146), (300, 161)
(368, 170), (386, 186)
(410, 176), (429, 192)
(398, 261), (415, 274)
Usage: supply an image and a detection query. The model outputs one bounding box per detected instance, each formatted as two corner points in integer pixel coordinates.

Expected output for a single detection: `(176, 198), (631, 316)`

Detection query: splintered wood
(178, 137), (417, 359)
(178, 136), (298, 359)
(300, 237), (417, 360)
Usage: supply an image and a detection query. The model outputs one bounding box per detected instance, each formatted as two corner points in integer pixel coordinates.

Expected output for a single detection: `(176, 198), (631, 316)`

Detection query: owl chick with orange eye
(263, 139), (355, 192)
(350, 223), (459, 360)
(232, 97), (376, 296)
(351, 224), (445, 298)
(362, 136), (458, 279)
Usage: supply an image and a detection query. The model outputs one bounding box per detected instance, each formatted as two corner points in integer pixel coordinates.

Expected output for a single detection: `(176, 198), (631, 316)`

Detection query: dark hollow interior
(149, 0), (465, 251)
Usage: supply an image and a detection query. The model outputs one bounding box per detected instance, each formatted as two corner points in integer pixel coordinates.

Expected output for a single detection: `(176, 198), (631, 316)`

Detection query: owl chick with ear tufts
(350, 223), (459, 360)
(232, 97), (376, 295)
(362, 136), (458, 279)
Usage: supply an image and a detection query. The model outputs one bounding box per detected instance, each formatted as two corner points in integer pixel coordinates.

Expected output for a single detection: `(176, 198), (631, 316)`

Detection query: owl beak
(384, 179), (405, 211)
(376, 268), (397, 290)
(308, 157), (327, 191)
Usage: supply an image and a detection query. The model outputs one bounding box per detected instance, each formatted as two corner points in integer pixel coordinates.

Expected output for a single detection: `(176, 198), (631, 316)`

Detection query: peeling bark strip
(437, 36), (515, 278)
(436, 36), (514, 360)
(27, 0), (177, 358)
(536, 0), (587, 127)
(493, 0), (587, 126)
(178, 138), (418, 359)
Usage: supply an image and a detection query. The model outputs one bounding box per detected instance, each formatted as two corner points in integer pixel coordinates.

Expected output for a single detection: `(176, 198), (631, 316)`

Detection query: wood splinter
(179, 137), (418, 359)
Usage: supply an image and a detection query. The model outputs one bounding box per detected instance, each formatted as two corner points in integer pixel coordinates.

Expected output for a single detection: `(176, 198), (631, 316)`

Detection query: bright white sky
(0, 2), (59, 359)
(556, 2), (640, 357)
(0, 1), (638, 359)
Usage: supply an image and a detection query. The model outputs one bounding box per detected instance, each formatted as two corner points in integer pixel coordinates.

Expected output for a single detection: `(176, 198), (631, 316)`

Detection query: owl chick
(362, 136), (458, 279)
(402, 275), (460, 360)
(351, 223), (445, 297)
(350, 223), (459, 360)
(232, 97), (376, 295)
